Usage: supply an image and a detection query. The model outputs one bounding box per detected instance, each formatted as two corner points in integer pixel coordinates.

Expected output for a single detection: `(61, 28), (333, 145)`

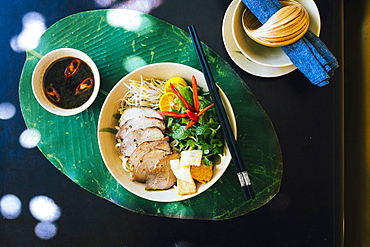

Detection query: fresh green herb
(163, 84), (224, 164)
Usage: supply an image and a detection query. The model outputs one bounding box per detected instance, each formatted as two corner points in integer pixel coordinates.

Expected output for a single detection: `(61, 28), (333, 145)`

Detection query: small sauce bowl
(32, 48), (100, 116)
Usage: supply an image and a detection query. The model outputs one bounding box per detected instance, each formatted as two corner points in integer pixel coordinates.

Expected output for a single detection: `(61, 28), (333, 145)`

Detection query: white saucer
(222, 0), (297, 78)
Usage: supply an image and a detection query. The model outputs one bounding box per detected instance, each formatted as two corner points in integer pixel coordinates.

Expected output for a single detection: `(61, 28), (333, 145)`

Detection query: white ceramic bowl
(32, 48), (100, 116)
(97, 62), (237, 202)
(231, 0), (321, 68)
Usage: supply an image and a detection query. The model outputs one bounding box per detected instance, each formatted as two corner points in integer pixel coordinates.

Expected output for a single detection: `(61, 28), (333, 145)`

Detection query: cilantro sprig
(163, 84), (224, 165)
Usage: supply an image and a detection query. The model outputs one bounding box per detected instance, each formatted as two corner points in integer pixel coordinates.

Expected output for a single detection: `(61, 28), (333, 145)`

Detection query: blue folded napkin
(241, 0), (339, 86)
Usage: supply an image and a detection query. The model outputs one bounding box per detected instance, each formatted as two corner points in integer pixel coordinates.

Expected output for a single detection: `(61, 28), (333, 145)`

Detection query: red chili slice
(187, 110), (199, 122)
(185, 120), (197, 129)
(64, 58), (81, 78)
(197, 103), (214, 117)
(170, 83), (196, 112)
(158, 111), (188, 118)
(75, 77), (94, 94)
(45, 86), (61, 103)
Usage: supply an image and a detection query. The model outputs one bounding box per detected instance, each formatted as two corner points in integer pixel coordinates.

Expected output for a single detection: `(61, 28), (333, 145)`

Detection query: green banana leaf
(19, 9), (282, 220)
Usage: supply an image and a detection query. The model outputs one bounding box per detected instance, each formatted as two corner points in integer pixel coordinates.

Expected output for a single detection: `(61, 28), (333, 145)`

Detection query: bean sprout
(119, 76), (165, 112)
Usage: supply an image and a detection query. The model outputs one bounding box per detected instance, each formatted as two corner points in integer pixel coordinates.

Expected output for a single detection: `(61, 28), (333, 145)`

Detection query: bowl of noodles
(97, 62), (237, 202)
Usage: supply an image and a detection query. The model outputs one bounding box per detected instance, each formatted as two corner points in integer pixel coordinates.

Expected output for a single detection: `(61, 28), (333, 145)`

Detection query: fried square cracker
(190, 162), (213, 184)
(177, 179), (196, 195)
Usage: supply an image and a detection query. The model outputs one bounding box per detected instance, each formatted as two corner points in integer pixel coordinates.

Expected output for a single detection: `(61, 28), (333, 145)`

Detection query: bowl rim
(31, 48), (100, 116)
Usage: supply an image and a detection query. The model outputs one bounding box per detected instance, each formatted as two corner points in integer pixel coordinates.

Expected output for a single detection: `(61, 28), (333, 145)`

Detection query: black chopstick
(187, 25), (255, 200)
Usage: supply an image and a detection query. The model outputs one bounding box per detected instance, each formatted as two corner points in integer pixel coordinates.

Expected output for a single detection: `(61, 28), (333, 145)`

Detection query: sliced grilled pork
(116, 107), (180, 191)
(145, 152), (179, 190)
(118, 127), (164, 156)
(129, 137), (171, 172)
(116, 117), (165, 140)
(119, 107), (163, 126)
(130, 149), (170, 182)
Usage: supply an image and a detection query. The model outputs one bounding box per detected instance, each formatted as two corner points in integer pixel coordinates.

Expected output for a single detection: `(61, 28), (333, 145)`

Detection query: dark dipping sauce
(43, 57), (94, 109)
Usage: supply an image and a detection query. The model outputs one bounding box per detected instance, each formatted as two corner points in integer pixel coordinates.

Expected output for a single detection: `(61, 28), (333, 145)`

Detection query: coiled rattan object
(242, 0), (309, 47)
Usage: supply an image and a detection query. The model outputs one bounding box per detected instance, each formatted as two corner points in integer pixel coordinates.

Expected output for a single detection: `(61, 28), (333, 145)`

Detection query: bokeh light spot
(106, 9), (145, 30)
(95, 0), (116, 7)
(0, 102), (16, 120)
(10, 12), (47, 53)
(29, 195), (61, 222)
(123, 55), (147, 72)
(114, 0), (164, 14)
(19, 128), (41, 149)
(34, 221), (58, 240)
(0, 194), (22, 219)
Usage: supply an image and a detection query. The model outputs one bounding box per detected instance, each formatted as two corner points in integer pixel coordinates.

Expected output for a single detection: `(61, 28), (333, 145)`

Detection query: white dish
(232, 0), (321, 68)
(32, 48), (100, 116)
(223, 0), (321, 76)
(97, 62), (237, 202)
(223, 0), (296, 77)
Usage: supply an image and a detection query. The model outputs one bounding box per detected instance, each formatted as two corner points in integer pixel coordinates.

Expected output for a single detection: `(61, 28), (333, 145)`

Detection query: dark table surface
(1, 0), (344, 246)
